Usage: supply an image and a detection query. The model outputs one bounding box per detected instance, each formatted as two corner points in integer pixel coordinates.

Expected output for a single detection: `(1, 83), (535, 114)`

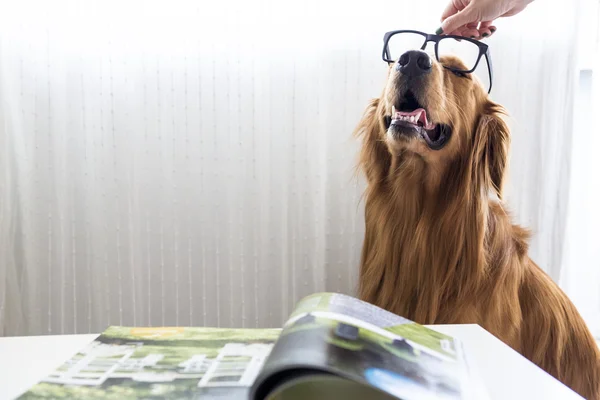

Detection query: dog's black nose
(397, 50), (432, 77)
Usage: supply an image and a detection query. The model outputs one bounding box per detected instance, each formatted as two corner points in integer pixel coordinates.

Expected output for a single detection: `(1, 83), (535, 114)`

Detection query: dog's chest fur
(358, 166), (526, 346)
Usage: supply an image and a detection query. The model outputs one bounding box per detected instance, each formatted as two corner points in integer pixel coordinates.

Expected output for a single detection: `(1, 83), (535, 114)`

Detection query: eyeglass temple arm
(485, 50), (493, 94)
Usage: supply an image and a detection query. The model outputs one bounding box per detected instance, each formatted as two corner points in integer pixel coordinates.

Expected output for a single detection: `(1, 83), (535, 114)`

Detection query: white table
(0, 324), (583, 400)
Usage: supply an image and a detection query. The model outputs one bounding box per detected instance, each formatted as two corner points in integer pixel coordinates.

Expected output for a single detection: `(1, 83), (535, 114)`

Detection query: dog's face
(382, 50), (490, 164)
(355, 48), (509, 196)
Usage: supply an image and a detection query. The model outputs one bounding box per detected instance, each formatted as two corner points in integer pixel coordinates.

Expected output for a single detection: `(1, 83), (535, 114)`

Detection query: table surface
(0, 324), (583, 400)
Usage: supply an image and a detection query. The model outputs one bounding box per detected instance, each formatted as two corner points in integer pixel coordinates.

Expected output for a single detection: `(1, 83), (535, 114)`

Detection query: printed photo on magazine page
(17, 327), (280, 400)
(251, 293), (485, 400)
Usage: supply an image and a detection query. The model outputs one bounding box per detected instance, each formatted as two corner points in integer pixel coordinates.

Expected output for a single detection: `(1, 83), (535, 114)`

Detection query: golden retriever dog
(354, 47), (600, 399)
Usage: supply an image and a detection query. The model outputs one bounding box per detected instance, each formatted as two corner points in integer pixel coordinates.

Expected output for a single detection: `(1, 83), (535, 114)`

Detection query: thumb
(440, 5), (478, 34)
(440, 2), (460, 22)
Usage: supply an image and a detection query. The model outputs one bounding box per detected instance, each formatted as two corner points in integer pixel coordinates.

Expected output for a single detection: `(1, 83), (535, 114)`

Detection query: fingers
(441, 1), (461, 22)
(477, 20), (493, 38)
(438, 1), (497, 39)
(461, 22), (480, 39)
(441, 21), (497, 40)
(440, 4), (477, 36)
(461, 27), (480, 39)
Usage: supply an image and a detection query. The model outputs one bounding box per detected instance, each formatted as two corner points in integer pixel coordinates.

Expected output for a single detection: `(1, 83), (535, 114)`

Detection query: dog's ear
(472, 101), (510, 199)
(354, 98), (391, 184)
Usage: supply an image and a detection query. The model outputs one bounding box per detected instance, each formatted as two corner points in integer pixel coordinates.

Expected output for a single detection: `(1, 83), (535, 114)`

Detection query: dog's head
(358, 49), (509, 197)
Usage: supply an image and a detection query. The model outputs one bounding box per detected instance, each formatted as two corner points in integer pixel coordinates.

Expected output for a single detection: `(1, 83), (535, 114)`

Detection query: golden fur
(355, 54), (600, 399)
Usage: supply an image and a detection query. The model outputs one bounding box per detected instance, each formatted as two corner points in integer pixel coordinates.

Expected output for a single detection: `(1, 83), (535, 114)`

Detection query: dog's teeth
(392, 106), (396, 115)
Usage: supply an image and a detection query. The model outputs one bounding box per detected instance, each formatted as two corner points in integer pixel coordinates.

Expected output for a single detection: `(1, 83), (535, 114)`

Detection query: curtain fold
(0, 0), (591, 336)
(560, 0), (600, 337)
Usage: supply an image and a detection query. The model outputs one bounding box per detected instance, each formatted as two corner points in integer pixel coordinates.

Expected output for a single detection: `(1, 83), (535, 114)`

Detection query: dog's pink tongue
(394, 108), (436, 130)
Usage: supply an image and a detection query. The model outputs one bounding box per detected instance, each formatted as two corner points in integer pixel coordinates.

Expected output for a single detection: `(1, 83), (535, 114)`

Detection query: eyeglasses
(382, 30), (493, 93)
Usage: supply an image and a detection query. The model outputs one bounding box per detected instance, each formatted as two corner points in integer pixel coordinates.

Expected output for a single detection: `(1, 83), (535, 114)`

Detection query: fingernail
(482, 33), (489, 37)
(435, 27), (444, 35)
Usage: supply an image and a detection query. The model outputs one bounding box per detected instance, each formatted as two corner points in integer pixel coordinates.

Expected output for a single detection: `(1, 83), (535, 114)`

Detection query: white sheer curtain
(0, 0), (590, 336)
(560, 0), (600, 337)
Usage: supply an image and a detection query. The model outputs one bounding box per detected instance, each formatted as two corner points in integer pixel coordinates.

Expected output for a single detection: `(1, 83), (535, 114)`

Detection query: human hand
(436, 0), (534, 39)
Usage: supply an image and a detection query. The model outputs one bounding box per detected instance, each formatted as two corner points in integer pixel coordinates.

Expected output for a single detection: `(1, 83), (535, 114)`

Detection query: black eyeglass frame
(382, 30), (493, 93)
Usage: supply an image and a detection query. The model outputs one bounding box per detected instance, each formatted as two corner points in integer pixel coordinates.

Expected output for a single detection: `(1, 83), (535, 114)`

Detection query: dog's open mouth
(387, 91), (450, 150)
(392, 107), (436, 131)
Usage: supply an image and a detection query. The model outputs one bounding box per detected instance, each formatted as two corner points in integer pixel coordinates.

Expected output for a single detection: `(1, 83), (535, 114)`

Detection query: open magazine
(17, 293), (490, 400)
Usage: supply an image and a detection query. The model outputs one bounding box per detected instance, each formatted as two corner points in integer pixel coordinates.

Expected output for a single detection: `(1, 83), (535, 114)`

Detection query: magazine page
(17, 326), (280, 400)
(251, 292), (487, 400)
